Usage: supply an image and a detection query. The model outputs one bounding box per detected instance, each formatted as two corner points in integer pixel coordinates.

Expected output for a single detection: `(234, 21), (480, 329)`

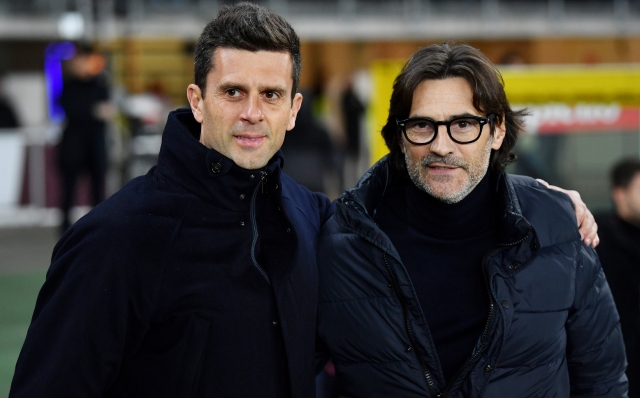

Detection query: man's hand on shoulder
(536, 179), (599, 248)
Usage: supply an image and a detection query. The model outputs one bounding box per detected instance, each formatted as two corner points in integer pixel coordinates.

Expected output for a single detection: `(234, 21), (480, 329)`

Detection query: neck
(405, 170), (497, 239)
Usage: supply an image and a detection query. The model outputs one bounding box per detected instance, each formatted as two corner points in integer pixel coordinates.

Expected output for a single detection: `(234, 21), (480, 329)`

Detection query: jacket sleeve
(313, 191), (335, 225)
(9, 221), (161, 397)
(566, 242), (628, 397)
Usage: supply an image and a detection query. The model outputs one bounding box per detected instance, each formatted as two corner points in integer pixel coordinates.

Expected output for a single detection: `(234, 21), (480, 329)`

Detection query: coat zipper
(250, 174), (270, 284)
(260, 171), (268, 194)
(438, 229), (533, 397)
(383, 252), (438, 396)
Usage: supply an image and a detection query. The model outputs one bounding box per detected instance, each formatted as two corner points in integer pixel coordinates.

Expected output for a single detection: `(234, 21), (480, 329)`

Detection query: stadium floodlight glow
(58, 11), (85, 40)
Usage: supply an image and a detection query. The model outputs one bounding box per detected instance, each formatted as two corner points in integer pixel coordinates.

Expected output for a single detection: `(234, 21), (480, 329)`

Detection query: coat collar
(335, 156), (538, 275)
(155, 108), (284, 211)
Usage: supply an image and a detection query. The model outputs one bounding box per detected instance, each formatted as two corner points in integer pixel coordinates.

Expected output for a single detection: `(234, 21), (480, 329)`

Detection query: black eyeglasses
(396, 114), (496, 145)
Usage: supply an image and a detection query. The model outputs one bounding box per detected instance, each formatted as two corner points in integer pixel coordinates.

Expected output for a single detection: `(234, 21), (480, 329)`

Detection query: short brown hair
(611, 158), (640, 189)
(193, 2), (301, 99)
(381, 43), (527, 173)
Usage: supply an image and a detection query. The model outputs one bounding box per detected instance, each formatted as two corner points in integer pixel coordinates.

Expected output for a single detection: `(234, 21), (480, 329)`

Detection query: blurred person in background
(280, 88), (336, 194)
(0, 71), (18, 129)
(340, 76), (367, 190)
(596, 158), (640, 398)
(316, 43), (626, 397)
(56, 43), (112, 234)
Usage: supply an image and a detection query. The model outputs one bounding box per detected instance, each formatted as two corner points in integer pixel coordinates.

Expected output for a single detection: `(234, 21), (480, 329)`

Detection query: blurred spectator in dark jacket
(0, 72), (18, 129)
(595, 157), (640, 398)
(57, 43), (112, 234)
(340, 79), (366, 190)
(280, 88), (335, 194)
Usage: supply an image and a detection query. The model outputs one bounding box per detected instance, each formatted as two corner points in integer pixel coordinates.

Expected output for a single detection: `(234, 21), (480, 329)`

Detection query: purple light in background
(44, 42), (76, 123)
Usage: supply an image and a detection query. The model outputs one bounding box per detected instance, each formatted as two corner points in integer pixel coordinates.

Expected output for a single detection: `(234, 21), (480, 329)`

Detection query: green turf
(0, 272), (45, 397)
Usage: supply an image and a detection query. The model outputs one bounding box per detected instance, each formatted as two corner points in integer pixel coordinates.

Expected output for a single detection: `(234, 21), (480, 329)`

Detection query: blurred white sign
(0, 131), (25, 206)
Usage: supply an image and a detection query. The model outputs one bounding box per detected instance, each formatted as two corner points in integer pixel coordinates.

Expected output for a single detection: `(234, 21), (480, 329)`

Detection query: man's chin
(429, 191), (465, 204)
(420, 181), (470, 204)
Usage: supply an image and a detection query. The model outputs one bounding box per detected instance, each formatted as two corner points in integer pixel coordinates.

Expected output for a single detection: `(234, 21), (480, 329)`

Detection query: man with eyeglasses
(316, 43), (627, 397)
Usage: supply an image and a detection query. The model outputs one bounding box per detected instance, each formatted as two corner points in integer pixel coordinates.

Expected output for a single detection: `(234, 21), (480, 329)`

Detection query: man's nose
(240, 94), (264, 123)
(429, 125), (455, 156)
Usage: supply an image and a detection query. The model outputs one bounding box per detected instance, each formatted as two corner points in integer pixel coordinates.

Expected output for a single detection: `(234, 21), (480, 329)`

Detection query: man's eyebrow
(217, 82), (245, 92)
(259, 85), (287, 95)
(409, 112), (481, 121)
(215, 82), (288, 96)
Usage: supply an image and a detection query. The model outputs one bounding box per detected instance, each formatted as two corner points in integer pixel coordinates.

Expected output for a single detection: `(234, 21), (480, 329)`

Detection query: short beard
(403, 138), (492, 204)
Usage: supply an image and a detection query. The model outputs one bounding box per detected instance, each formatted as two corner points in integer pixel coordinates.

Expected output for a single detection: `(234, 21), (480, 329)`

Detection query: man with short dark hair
(11, 3), (330, 397)
(316, 43), (627, 397)
(596, 158), (640, 398)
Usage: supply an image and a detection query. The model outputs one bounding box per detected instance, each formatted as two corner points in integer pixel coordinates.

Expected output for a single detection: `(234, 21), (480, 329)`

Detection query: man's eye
(409, 121), (430, 130)
(226, 89), (241, 97)
(265, 91), (279, 100)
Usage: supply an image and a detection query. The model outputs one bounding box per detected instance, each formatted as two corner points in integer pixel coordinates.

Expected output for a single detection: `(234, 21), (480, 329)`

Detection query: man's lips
(427, 164), (458, 169)
(234, 134), (266, 148)
(426, 163), (460, 174)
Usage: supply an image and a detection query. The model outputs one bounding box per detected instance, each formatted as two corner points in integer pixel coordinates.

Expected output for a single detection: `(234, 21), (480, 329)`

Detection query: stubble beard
(229, 124), (273, 169)
(404, 138), (493, 204)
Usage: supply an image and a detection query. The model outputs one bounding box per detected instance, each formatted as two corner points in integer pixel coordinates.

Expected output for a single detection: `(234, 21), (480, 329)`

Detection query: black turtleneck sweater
(374, 172), (498, 384)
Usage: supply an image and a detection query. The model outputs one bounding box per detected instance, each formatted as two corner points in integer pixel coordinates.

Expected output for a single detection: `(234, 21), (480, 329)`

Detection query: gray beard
(403, 139), (492, 204)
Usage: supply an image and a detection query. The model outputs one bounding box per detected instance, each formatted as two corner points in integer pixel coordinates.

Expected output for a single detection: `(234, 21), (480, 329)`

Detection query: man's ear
(491, 117), (506, 150)
(286, 92), (303, 131)
(187, 84), (204, 123)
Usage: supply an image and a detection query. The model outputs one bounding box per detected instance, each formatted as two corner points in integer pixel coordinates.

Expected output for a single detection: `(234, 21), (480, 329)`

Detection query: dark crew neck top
(374, 171), (498, 384)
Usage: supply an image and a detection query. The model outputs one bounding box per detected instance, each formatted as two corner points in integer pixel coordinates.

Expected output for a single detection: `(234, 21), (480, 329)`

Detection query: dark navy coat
(11, 109), (332, 397)
(317, 157), (628, 397)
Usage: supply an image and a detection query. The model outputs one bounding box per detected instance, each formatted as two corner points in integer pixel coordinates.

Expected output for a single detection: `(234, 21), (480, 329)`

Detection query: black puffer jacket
(317, 157), (627, 398)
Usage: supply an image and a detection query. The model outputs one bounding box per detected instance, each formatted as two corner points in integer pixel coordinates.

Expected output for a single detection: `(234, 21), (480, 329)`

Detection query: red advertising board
(523, 104), (640, 135)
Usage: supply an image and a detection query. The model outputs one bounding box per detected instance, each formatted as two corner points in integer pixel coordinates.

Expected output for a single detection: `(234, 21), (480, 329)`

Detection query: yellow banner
(369, 61), (640, 164)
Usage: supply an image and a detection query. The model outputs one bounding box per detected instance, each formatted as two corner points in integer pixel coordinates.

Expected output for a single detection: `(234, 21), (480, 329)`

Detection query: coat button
(406, 346), (412, 352)
(275, 184), (279, 190)
(485, 364), (493, 372)
(250, 174), (255, 179)
(211, 163), (222, 174)
(239, 194), (245, 200)
(502, 300), (510, 309)
(286, 228), (291, 233)
(240, 221), (245, 226)
(507, 263), (516, 270)
(272, 321), (278, 326)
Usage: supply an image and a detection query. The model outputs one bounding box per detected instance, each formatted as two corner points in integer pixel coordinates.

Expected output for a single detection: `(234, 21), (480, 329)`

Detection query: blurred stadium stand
(0, 0), (638, 40)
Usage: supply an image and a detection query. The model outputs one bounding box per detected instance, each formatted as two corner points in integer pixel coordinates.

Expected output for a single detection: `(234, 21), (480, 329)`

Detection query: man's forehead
(209, 47), (292, 78)
(208, 48), (293, 84)
(410, 77), (477, 116)
(211, 47), (292, 66)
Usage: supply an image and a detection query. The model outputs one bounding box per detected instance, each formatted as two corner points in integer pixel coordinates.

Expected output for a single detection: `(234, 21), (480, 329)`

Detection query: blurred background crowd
(0, 0), (640, 396)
